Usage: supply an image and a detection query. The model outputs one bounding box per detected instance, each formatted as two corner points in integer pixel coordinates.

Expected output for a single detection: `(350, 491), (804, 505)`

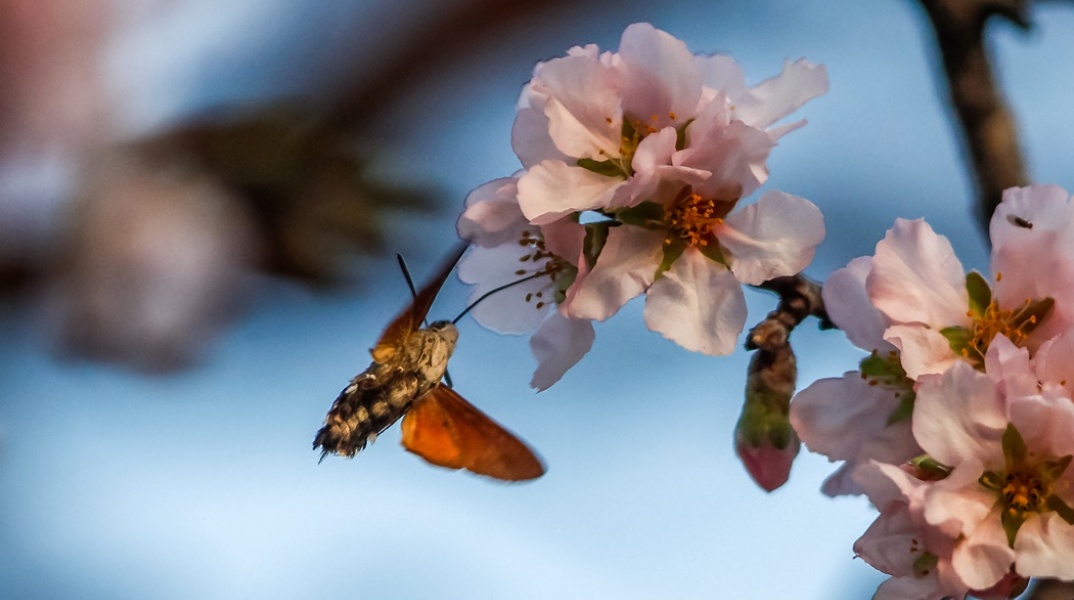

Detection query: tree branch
(916, 0), (1030, 234)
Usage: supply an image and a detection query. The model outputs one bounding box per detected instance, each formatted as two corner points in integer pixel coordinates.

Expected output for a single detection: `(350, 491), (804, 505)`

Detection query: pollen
(966, 298), (1038, 361)
(665, 192), (724, 248)
(1002, 471), (1045, 514)
(513, 229), (568, 310)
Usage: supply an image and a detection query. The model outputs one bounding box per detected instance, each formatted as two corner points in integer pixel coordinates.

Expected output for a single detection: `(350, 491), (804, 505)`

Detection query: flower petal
(950, 508), (1015, 591)
(529, 311), (594, 391)
(718, 190), (825, 285)
(913, 363), (1006, 467)
(616, 23), (701, 129)
(1013, 512), (1074, 580)
(726, 59), (829, 130)
(564, 226), (664, 321)
(517, 160), (624, 224)
(531, 54), (622, 159)
(822, 256), (893, 352)
(866, 218), (968, 329)
(456, 177), (525, 247)
(643, 249), (746, 355)
(882, 324), (958, 380)
(457, 244), (550, 334)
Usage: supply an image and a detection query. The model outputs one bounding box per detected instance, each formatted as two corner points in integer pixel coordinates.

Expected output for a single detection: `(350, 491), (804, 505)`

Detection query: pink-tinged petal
(456, 177), (524, 247)
(616, 23), (701, 129)
(1007, 394), (1074, 459)
(630, 126), (678, 173)
(643, 250), (746, 355)
(517, 160), (624, 224)
(676, 117), (774, 199)
(532, 54), (622, 159)
(854, 501), (919, 575)
(695, 54), (747, 99)
(921, 459), (996, 538)
(564, 226), (664, 321)
(792, 374), (918, 496)
(873, 574), (956, 600)
(866, 218), (968, 328)
(822, 256), (894, 352)
(991, 185), (1074, 345)
(512, 105), (568, 168)
(914, 364), (1006, 467)
(529, 311), (594, 391)
(718, 190), (825, 285)
(539, 217), (585, 267)
(1014, 512), (1074, 579)
(1033, 330), (1074, 397)
(457, 244), (550, 334)
(727, 59), (829, 130)
(951, 508), (1015, 591)
(982, 335), (1037, 399)
(882, 324), (958, 380)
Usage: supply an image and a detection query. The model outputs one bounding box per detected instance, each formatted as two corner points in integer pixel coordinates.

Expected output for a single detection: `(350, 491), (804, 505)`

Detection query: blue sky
(4, 1), (1074, 598)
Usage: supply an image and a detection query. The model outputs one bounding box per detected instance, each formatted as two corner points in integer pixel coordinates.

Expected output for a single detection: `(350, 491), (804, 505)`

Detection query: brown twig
(915, 0), (1030, 234)
(746, 274), (831, 353)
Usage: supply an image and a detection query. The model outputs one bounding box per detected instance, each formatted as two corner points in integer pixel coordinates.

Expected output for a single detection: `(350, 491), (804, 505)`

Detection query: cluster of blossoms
(791, 185), (1074, 598)
(456, 23), (828, 390)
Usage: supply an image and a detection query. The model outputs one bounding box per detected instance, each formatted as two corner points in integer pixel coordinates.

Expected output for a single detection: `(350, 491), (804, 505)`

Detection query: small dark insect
(313, 244), (545, 482)
(1007, 214), (1033, 229)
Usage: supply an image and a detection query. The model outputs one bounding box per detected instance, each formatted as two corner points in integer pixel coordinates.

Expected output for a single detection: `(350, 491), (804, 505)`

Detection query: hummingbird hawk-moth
(313, 244), (545, 482)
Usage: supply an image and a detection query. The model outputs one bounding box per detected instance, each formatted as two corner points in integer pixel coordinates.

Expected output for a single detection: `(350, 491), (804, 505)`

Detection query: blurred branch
(916, 0), (1030, 234)
(330, 0), (574, 127)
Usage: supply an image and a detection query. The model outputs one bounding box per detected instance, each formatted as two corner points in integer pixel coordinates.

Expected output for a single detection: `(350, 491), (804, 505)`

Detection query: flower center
(969, 299), (1034, 355)
(665, 191), (725, 248)
(1002, 471), (1045, 515)
(513, 230), (568, 310)
(599, 113), (679, 177)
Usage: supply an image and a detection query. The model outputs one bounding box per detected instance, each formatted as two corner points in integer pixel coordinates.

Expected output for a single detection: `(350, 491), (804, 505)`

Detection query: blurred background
(2, 0), (1073, 598)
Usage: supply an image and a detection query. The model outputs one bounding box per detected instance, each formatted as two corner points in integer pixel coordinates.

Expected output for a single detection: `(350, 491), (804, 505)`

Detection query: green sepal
(911, 455), (952, 480)
(965, 271), (992, 319)
(979, 469), (1005, 492)
(860, 351), (909, 382)
(655, 238), (686, 280)
(1046, 494), (1074, 525)
(911, 552), (938, 578)
(1011, 296), (1055, 336)
(1001, 505), (1026, 547)
(698, 239), (729, 267)
(576, 157), (625, 178)
(885, 391), (916, 426)
(1002, 424), (1028, 472)
(552, 263), (578, 305)
(940, 326), (973, 356)
(616, 201), (665, 229)
(1042, 455), (1073, 485)
(582, 222), (611, 270)
(675, 118), (695, 150)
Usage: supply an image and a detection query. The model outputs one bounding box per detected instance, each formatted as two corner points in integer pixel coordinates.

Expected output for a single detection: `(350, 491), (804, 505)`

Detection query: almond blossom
(456, 176), (594, 390)
(860, 185), (1074, 380)
(910, 336), (1074, 588)
(562, 180), (824, 355)
(514, 22), (828, 225)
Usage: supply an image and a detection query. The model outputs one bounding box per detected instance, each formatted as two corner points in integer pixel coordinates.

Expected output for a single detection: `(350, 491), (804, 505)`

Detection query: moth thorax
(428, 320), (459, 348)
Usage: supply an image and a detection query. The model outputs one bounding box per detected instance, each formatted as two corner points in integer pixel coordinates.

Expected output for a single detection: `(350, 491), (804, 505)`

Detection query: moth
(313, 244), (545, 482)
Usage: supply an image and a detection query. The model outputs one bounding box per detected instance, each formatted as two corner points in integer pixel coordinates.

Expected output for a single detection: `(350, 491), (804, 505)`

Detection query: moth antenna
(452, 272), (543, 325)
(443, 369), (454, 388)
(396, 253), (430, 327)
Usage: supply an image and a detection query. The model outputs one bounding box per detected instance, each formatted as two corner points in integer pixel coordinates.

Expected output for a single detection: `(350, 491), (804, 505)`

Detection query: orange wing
(401, 384), (545, 481)
(371, 242), (468, 363)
